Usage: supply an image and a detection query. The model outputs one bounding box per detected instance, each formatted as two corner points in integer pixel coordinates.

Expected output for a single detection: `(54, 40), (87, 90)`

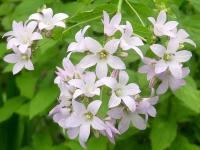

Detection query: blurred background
(0, 0), (200, 150)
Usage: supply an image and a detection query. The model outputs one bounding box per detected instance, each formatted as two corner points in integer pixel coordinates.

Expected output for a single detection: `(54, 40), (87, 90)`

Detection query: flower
(54, 57), (83, 85)
(102, 11), (121, 36)
(99, 71), (141, 111)
(68, 25), (90, 53)
(171, 29), (196, 47)
(66, 100), (105, 148)
(148, 10), (178, 37)
(79, 37), (125, 78)
(120, 21), (144, 58)
(99, 117), (120, 144)
(3, 47), (34, 74)
(138, 57), (157, 80)
(108, 107), (147, 133)
(156, 67), (190, 95)
(137, 96), (159, 120)
(49, 96), (72, 128)
(150, 40), (192, 78)
(68, 72), (101, 99)
(3, 21), (42, 53)
(29, 8), (68, 30)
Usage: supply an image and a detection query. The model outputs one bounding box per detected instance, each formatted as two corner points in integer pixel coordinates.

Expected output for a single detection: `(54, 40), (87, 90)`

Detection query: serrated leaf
(29, 86), (58, 119)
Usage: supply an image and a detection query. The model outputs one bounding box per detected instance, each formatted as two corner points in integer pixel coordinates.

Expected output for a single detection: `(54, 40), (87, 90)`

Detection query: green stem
(125, 0), (146, 27)
(62, 15), (102, 35)
(117, 0), (123, 13)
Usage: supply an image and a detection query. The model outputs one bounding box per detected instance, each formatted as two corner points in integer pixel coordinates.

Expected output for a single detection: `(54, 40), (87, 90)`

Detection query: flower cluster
(139, 10), (195, 95)
(3, 7), (68, 74)
(49, 11), (162, 148)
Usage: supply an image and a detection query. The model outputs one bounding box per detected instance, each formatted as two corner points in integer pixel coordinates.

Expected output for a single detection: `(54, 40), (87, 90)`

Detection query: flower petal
(67, 127), (79, 139)
(156, 80), (168, 95)
(157, 10), (166, 24)
(150, 44), (166, 57)
(13, 62), (24, 74)
(96, 61), (108, 79)
(131, 114), (146, 130)
(119, 71), (129, 85)
(104, 39), (119, 54)
(155, 60), (168, 74)
(118, 116), (130, 133)
(25, 60), (34, 70)
(79, 54), (97, 69)
(91, 117), (105, 130)
(109, 93), (121, 108)
(175, 50), (192, 63)
(3, 54), (18, 63)
(87, 100), (102, 115)
(53, 13), (68, 22)
(107, 56), (125, 70)
(79, 123), (90, 147)
(121, 96), (136, 112)
(85, 37), (102, 53)
(168, 62), (182, 79)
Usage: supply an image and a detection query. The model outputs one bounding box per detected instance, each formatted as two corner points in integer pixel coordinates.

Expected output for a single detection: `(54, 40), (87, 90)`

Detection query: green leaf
(29, 86), (58, 119)
(173, 82), (200, 113)
(0, 96), (25, 123)
(150, 118), (177, 150)
(16, 73), (37, 99)
(170, 135), (200, 150)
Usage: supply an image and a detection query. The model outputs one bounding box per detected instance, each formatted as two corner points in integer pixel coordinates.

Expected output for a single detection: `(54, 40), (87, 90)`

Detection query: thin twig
(125, 0), (146, 27)
(117, 0), (123, 13)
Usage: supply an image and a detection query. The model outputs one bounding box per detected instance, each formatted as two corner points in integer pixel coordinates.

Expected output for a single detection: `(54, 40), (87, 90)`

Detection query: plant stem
(62, 15), (101, 35)
(125, 0), (146, 27)
(117, 0), (123, 13)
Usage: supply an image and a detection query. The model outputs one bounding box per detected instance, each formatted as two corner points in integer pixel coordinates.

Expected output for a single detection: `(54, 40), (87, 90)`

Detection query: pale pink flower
(120, 21), (144, 58)
(108, 107), (146, 133)
(148, 10), (178, 37)
(171, 28), (196, 47)
(68, 72), (100, 99)
(29, 8), (68, 30)
(156, 67), (190, 95)
(66, 100), (105, 148)
(3, 47), (34, 74)
(137, 96), (159, 120)
(138, 57), (157, 80)
(3, 21), (42, 53)
(150, 40), (192, 78)
(102, 11), (121, 36)
(54, 57), (83, 85)
(68, 25), (90, 52)
(99, 71), (140, 112)
(79, 37), (125, 78)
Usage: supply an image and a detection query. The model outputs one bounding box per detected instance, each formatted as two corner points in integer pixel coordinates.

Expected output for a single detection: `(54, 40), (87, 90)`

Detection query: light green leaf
(0, 96), (25, 123)
(150, 118), (177, 150)
(16, 73), (37, 99)
(29, 86), (58, 119)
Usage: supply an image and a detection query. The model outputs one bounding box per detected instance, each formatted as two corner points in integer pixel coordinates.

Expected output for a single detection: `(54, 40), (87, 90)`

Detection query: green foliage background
(0, 0), (200, 150)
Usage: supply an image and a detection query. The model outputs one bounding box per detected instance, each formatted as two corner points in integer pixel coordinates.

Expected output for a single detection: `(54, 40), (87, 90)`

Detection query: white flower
(102, 11), (121, 36)
(171, 29), (196, 47)
(120, 21), (144, 58)
(58, 83), (74, 100)
(79, 37), (125, 78)
(108, 107), (146, 133)
(99, 71), (141, 111)
(138, 57), (157, 80)
(49, 96), (72, 128)
(3, 21), (42, 53)
(148, 10), (178, 37)
(66, 100), (105, 148)
(137, 96), (159, 120)
(54, 57), (83, 85)
(68, 72), (101, 99)
(29, 8), (68, 30)
(68, 25), (90, 53)
(3, 47), (34, 74)
(156, 67), (190, 95)
(150, 40), (192, 78)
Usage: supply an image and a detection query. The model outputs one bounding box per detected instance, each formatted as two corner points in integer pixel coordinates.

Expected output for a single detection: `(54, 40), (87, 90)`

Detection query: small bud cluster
(3, 7), (68, 74)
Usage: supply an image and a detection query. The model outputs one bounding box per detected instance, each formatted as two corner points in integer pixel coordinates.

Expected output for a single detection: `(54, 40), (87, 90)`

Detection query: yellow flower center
(115, 88), (122, 97)
(163, 53), (172, 61)
(85, 112), (93, 120)
(99, 50), (108, 59)
(21, 54), (29, 60)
